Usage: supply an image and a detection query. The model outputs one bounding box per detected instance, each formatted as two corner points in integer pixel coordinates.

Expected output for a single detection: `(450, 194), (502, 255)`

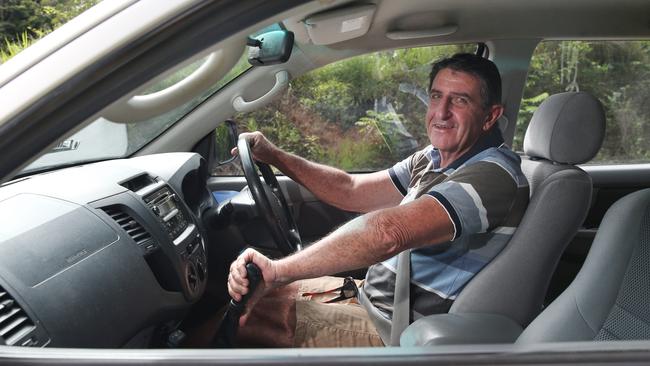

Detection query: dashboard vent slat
(102, 207), (154, 247)
(0, 287), (36, 346)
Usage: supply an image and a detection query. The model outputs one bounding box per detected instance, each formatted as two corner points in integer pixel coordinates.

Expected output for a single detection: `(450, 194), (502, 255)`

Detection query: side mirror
(214, 119), (238, 166)
(247, 30), (294, 66)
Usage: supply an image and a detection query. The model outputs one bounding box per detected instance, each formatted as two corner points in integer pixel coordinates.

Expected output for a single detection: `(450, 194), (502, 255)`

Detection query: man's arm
(228, 195), (454, 324)
(236, 132), (403, 213)
(276, 195), (454, 281)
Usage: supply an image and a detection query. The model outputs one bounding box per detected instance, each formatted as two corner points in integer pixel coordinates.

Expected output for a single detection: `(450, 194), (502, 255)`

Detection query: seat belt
(375, 159), (431, 345)
(389, 249), (411, 346)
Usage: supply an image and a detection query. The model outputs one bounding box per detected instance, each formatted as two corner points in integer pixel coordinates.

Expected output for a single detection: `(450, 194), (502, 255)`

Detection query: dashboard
(0, 153), (212, 348)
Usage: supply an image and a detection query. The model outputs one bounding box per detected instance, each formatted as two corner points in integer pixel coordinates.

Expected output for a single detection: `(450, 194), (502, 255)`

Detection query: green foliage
(0, 0), (51, 43)
(322, 137), (382, 171)
(356, 111), (395, 153)
(298, 79), (356, 127)
(1, 0), (98, 61)
(517, 40), (650, 163)
(0, 30), (38, 62)
(292, 56), (377, 128)
(269, 44), (474, 171)
(236, 108), (323, 160)
(513, 92), (549, 151)
(213, 123), (236, 164)
(283, 40), (650, 169)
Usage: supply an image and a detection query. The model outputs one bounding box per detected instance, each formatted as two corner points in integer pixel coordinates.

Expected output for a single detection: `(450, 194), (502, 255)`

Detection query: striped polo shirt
(362, 127), (529, 321)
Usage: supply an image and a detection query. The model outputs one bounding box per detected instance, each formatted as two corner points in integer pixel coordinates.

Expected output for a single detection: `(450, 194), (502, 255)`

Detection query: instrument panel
(0, 153), (212, 348)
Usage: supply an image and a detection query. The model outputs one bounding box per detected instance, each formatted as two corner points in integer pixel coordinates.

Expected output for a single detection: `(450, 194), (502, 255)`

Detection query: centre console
(139, 181), (208, 300)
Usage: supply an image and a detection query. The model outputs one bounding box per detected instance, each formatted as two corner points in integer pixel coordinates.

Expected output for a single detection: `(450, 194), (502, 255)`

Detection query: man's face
(425, 68), (500, 159)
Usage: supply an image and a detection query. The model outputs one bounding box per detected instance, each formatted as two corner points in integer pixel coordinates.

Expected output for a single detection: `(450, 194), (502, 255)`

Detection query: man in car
(228, 53), (529, 347)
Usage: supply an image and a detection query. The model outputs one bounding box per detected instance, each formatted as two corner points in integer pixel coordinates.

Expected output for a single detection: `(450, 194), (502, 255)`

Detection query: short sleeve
(387, 155), (411, 196)
(388, 146), (434, 196)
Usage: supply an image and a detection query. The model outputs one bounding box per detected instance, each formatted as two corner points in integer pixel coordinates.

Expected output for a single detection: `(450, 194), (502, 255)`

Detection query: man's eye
(452, 96), (469, 106)
(430, 93), (442, 100)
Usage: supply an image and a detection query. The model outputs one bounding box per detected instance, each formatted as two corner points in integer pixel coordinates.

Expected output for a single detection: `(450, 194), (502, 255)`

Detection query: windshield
(19, 21), (285, 176)
(20, 50), (251, 175)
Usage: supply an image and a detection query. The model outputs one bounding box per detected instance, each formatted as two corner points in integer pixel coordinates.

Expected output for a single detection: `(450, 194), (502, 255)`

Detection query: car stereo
(142, 185), (190, 241)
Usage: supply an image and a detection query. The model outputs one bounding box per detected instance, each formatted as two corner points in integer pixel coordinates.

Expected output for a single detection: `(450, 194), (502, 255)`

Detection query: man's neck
(438, 147), (473, 169)
(435, 128), (505, 170)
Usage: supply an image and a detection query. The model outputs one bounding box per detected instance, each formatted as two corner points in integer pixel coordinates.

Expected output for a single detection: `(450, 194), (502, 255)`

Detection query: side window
(516, 41), (650, 164)
(214, 44), (473, 175)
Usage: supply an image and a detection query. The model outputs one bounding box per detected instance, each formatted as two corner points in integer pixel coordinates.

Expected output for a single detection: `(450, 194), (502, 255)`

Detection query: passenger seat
(517, 188), (650, 342)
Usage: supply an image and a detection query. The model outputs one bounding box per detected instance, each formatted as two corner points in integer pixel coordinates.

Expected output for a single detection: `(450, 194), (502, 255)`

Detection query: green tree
(515, 40), (650, 163)
(235, 44), (476, 172)
(1, 0), (98, 60)
(0, 0), (50, 43)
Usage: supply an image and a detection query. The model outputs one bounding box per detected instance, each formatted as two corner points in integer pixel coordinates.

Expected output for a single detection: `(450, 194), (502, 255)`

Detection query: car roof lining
(136, 0), (650, 157)
(285, 0), (650, 51)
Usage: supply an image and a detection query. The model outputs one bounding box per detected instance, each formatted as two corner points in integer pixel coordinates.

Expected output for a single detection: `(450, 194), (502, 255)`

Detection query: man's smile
(431, 122), (455, 130)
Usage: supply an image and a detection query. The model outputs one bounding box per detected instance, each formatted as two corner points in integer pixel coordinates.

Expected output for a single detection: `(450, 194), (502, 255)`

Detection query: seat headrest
(523, 92), (605, 164)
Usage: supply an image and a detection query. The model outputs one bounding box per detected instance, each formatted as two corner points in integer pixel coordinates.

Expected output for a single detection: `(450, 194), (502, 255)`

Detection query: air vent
(0, 288), (36, 346)
(102, 207), (157, 253)
(120, 173), (156, 193)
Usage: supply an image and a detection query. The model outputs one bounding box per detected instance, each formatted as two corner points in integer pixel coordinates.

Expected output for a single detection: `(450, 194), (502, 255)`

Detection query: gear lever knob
(212, 262), (263, 348)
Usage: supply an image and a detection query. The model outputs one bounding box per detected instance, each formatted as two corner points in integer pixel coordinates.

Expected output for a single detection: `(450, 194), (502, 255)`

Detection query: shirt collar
(430, 127), (505, 171)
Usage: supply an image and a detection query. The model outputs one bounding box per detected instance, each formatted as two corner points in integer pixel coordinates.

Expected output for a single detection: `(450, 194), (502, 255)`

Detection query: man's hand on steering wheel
(230, 131), (277, 165)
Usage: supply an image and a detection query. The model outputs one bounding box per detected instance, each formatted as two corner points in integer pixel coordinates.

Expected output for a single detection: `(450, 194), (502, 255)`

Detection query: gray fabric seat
(517, 188), (650, 343)
(401, 92), (606, 346)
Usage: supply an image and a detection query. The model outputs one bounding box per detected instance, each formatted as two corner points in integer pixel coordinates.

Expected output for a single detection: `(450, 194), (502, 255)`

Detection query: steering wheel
(238, 136), (302, 255)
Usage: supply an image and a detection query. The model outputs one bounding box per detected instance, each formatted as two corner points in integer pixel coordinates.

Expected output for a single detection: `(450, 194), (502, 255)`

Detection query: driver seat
(401, 92), (606, 346)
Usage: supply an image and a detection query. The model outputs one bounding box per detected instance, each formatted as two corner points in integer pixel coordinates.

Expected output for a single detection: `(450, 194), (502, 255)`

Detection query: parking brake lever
(212, 262), (262, 348)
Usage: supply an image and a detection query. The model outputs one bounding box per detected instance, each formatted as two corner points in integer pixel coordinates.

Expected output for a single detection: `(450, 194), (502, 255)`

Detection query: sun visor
(304, 4), (376, 45)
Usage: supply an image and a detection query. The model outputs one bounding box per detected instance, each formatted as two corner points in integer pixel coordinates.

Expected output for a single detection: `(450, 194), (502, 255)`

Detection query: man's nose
(431, 97), (452, 120)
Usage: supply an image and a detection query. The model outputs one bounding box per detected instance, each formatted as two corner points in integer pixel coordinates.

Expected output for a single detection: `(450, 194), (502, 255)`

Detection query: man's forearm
(268, 147), (361, 212)
(274, 214), (395, 283)
(274, 196), (454, 284)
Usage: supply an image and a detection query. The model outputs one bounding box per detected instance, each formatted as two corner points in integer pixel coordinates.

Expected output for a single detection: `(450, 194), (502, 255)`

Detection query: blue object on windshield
(212, 190), (239, 204)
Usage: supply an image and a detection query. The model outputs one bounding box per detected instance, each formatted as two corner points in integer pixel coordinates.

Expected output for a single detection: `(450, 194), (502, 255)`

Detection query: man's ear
(482, 104), (505, 131)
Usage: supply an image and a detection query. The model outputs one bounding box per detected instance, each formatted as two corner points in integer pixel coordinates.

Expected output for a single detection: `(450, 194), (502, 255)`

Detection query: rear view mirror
(247, 30), (294, 66)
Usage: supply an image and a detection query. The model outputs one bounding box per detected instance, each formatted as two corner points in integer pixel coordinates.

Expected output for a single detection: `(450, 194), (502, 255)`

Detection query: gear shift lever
(212, 262), (262, 347)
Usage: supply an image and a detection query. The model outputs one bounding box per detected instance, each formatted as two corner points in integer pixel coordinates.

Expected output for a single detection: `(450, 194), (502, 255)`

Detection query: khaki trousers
(237, 276), (384, 347)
